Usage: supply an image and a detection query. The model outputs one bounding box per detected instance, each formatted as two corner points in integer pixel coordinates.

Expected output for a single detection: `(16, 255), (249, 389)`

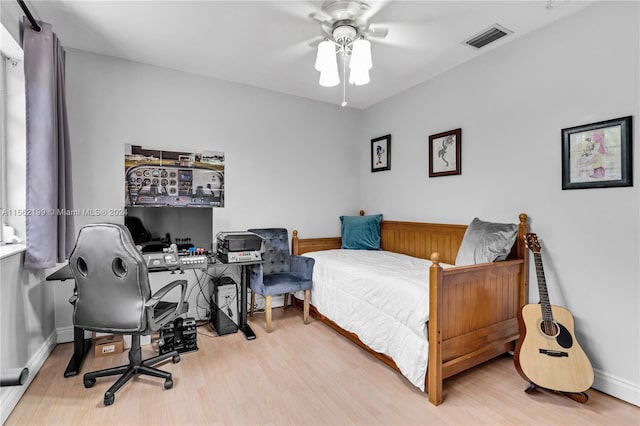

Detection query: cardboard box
(93, 334), (124, 357)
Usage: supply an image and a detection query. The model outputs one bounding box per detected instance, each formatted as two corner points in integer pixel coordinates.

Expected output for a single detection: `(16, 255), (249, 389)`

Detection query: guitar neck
(533, 252), (554, 322)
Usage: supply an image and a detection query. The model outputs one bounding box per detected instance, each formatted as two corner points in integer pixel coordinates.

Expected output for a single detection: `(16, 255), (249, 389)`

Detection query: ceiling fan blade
(309, 9), (332, 23)
(359, 0), (391, 21)
(345, 1), (367, 19)
(307, 35), (326, 48)
(363, 26), (388, 38)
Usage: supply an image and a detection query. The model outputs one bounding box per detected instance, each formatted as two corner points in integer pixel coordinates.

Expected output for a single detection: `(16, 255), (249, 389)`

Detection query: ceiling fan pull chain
(341, 57), (347, 107)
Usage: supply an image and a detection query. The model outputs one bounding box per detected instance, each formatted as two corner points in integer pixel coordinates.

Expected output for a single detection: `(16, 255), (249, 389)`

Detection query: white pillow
(455, 218), (518, 266)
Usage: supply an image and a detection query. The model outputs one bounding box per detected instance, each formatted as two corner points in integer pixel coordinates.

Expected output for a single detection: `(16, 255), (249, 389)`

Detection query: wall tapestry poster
(561, 116), (632, 190)
(125, 144), (225, 207)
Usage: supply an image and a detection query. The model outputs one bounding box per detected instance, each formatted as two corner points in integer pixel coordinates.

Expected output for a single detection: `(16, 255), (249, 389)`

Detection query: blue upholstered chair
(248, 228), (314, 333)
(68, 223), (188, 406)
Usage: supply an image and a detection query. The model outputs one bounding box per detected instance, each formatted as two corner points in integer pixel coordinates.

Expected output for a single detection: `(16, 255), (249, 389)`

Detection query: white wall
(361, 1), (639, 405)
(54, 49), (362, 330)
(65, 49), (362, 235)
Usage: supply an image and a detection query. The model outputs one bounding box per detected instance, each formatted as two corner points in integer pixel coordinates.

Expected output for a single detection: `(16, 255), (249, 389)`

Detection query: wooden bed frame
(291, 212), (529, 405)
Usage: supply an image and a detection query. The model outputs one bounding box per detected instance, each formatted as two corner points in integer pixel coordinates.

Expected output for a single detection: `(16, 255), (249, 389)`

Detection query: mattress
(304, 249), (452, 390)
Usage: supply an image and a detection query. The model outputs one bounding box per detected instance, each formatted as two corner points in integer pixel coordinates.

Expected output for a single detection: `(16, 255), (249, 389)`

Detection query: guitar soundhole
(540, 320), (559, 337)
(538, 320), (574, 348)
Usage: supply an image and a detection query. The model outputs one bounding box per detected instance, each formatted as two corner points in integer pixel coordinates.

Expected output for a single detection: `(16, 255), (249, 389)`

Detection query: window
(1, 23), (26, 245)
(1, 50), (6, 226)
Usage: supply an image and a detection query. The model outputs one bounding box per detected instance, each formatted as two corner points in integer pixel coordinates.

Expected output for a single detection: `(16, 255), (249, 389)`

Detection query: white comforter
(304, 249), (451, 390)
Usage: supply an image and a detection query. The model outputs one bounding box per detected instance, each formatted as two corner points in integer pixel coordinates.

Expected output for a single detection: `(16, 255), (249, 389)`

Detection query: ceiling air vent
(463, 24), (513, 49)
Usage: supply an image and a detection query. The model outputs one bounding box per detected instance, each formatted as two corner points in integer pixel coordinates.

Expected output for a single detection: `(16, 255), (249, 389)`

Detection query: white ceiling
(23, 0), (595, 109)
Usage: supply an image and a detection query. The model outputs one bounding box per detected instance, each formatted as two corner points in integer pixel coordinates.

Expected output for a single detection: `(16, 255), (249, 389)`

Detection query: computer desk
(45, 264), (90, 378)
(46, 257), (262, 377)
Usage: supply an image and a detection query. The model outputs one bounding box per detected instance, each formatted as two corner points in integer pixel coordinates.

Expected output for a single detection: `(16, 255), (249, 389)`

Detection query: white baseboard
(593, 368), (639, 407)
(0, 330), (58, 424)
(56, 325), (76, 343)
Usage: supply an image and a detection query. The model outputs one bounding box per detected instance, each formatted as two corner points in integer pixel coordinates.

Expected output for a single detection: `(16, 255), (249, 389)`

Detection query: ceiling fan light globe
(315, 40), (337, 72)
(319, 68), (340, 87)
(350, 39), (372, 70)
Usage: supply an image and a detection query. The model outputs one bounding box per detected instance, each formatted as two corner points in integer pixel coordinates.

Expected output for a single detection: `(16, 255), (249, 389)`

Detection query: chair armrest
(290, 255), (315, 279)
(145, 279), (188, 331)
(146, 279), (188, 308)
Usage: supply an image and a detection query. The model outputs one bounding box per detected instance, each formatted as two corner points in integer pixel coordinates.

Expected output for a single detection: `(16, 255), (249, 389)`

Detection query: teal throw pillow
(340, 214), (383, 250)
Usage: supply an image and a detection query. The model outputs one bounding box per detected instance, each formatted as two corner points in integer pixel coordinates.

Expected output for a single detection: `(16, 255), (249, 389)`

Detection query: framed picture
(371, 134), (391, 172)
(429, 128), (461, 177)
(562, 116), (632, 190)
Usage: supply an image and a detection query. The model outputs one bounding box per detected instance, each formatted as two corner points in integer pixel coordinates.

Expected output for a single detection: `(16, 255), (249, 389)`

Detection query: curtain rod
(17, 0), (41, 32)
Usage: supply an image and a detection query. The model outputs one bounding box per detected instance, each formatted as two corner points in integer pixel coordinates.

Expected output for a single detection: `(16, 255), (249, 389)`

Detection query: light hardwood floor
(6, 307), (639, 425)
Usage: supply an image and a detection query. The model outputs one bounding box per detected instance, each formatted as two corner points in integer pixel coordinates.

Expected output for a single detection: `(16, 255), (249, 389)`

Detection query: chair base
(83, 335), (180, 406)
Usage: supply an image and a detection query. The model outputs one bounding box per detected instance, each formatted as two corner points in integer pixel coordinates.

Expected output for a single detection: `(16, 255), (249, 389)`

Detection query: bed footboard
(428, 256), (526, 405)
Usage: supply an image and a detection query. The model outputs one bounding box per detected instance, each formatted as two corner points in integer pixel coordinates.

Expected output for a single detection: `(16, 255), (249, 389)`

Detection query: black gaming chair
(68, 223), (188, 406)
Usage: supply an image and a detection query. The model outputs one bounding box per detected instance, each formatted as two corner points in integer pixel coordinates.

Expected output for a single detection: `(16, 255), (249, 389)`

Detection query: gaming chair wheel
(83, 376), (96, 388)
(172, 354), (181, 364)
(164, 378), (173, 390)
(104, 392), (115, 406)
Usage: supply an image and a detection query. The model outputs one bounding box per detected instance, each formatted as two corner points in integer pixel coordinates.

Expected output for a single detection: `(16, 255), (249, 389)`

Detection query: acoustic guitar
(514, 233), (594, 402)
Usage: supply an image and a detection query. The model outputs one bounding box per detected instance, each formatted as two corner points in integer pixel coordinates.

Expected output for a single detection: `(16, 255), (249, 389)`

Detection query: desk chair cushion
(251, 268), (313, 296)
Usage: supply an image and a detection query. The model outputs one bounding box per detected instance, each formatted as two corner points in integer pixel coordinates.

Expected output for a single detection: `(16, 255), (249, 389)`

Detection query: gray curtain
(22, 17), (74, 269)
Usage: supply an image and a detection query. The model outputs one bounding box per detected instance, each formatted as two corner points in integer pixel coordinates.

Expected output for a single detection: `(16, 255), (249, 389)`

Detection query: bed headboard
(292, 212), (529, 266)
(379, 220), (467, 264)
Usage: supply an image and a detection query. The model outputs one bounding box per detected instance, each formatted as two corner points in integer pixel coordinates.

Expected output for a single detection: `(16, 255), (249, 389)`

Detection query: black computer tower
(210, 277), (239, 335)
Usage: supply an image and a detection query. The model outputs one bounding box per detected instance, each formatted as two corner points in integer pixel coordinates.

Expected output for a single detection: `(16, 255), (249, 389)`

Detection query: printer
(216, 231), (264, 263)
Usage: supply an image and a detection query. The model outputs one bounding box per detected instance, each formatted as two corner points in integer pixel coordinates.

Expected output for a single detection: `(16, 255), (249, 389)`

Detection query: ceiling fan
(309, 0), (389, 46)
(308, 1), (389, 106)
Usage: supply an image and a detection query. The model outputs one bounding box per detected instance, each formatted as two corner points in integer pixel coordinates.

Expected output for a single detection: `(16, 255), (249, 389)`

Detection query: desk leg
(238, 265), (256, 340)
(63, 327), (91, 377)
